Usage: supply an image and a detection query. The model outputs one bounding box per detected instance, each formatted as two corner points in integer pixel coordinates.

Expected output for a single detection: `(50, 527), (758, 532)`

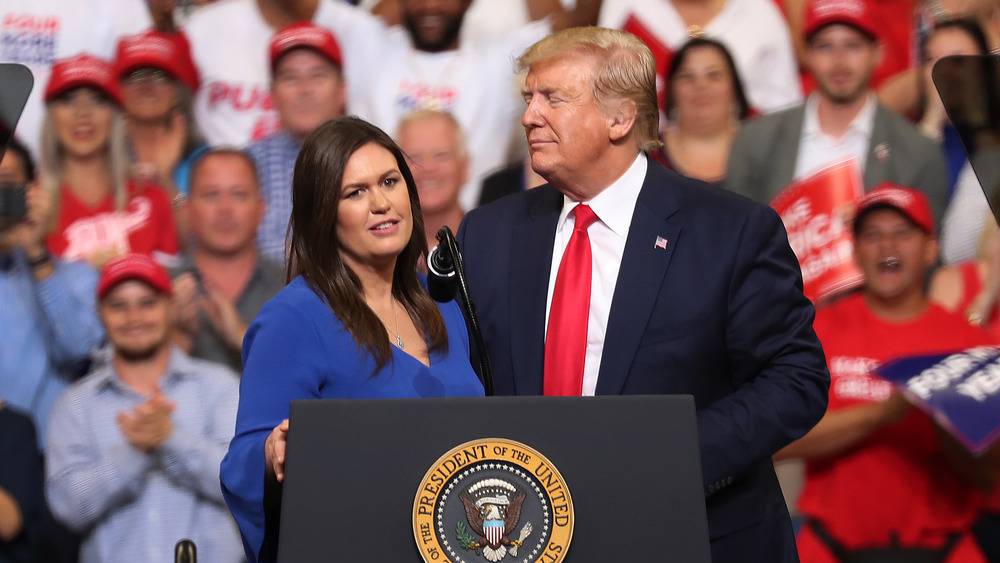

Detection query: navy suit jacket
(457, 160), (830, 562)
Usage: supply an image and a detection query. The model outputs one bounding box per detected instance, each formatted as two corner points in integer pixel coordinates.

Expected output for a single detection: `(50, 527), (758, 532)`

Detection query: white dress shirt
(793, 94), (876, 182)
(545, 154), (648, 396)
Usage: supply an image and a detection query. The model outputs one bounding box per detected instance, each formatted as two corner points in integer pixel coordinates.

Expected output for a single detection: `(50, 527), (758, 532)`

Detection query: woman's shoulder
(252, 276), (339, 331)
(263, 276), (328, 313)
(244, 277), (348, 361)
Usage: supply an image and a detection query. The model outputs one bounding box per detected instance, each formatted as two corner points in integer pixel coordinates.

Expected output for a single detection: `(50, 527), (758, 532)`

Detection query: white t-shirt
(184, 0), (385, 146)
(599, 0), (802, 115)
(0, 0), (151, 156)
(356, 0), (574, 43)
(793, 94), (875, 182)
(350, 21), (550, 210)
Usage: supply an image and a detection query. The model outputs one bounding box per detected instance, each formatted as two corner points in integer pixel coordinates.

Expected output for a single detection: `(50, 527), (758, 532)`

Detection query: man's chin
(818, 83), (868, 105)
(115, 344), (166, 363)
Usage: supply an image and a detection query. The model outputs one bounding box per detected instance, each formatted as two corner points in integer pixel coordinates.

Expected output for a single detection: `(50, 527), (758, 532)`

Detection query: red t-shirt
(47, 181), (179, 265)
(799, 293), (991, 553)
(955, 261), (1000, 343)
(951, 262), (1000, 513)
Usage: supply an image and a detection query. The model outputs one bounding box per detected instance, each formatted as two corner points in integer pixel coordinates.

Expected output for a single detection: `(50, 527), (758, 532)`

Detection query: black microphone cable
(428, 226), (495, 396)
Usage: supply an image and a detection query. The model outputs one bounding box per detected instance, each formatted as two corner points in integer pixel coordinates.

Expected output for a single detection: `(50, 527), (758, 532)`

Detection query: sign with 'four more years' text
(876, 346), (1000, 454)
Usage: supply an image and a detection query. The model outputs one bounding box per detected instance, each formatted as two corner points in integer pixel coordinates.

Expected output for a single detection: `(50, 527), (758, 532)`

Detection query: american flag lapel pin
(874, 142), (890, 162)
(654, 236), (668, 250)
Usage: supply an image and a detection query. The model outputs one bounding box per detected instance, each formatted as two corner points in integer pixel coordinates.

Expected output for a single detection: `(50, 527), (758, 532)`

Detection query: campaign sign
(876, 346), (1000, 454)
(770, 160), (864, 303)
(620, 14), (672, 115)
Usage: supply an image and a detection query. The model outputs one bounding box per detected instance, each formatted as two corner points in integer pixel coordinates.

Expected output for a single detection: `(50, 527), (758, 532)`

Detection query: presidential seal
(413, 439), (574, 563)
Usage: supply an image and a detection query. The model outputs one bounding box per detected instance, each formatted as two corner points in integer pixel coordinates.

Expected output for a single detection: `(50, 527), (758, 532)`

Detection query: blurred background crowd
(1, 0), (1000, 560)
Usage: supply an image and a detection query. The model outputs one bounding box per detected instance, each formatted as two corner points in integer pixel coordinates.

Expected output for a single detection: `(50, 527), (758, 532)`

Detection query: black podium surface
(278, 395), (710, 562)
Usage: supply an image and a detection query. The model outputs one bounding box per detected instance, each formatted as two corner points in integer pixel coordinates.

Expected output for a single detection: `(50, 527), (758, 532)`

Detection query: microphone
(427, 242), (458, 303)
(175, 539), (196, 563)
(426, 226), (494, 396)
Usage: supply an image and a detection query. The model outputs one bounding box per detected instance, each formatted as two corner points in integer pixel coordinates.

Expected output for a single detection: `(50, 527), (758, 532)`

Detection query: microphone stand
(432, 227), (495, 396)
(175, 539), (196, 563)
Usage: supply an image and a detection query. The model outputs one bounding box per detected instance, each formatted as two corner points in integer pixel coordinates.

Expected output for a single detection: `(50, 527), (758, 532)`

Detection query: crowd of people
(0, 0), (999, 561)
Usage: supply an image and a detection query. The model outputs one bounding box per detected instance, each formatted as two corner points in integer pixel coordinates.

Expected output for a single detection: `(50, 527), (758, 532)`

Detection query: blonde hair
(517, 27), (661, 152)
(41, 103), (131, 211)
(396, 109), (468, 159)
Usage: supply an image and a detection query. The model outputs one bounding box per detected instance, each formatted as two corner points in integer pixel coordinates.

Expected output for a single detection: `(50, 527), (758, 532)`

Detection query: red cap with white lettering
(116, 30), (200, 92)
(97, 253), (174, 300)
(269, 21), (343, 72)
(45, 54), (123, 107)
(854, 183), (935, 235)
(803, 0), (878, 41)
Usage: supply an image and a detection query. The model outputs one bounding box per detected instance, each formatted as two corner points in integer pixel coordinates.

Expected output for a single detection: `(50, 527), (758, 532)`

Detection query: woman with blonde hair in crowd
(41, 54), (179, 269)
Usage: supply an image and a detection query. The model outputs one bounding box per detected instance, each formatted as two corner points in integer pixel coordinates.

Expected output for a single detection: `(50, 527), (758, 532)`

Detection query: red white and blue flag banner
(876, 346), (1000, 455)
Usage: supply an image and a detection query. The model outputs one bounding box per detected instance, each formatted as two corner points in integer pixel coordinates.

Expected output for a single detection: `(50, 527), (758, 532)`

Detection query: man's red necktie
(544, 204), (599, 396)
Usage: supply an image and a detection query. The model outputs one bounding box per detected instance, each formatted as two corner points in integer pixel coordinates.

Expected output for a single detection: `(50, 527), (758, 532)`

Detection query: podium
(277, 395), (711, 562)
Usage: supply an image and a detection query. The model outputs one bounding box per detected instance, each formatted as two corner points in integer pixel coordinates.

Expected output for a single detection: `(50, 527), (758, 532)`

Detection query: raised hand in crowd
(199, 277), (249, 352)
(3, 184), (55, 279)
(964, 225), (1000, 327)
(135, 111), (189, 195)
(116, 389), (176, 454)
(171, 272), (249, 353)
(171, 272), (202, 345)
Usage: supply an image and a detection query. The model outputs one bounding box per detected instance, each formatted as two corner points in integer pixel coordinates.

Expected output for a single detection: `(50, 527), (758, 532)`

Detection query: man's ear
(608, 98), (638, 143)
(924, 235), (941, 268)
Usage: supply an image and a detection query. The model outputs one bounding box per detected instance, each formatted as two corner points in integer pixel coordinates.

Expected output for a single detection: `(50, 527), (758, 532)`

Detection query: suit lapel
(596, 165), (682, 395)
(508, 187), (562, 395)
(774, 108), (805, 194)
(863, 104), (890, 189)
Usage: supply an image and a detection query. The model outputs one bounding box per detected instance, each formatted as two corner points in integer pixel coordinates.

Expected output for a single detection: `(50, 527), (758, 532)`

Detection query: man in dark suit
(457, 27), (830, 562)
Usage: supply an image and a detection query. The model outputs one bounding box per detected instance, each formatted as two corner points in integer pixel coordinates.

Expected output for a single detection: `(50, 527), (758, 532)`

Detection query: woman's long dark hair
(287, 116), (448, 374)
(663, 37), (751, 121)
(919, 19), (993, 124)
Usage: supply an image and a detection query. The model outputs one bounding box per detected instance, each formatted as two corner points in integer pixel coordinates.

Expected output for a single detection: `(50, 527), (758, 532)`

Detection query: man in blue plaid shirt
(247, 22), (347, 265)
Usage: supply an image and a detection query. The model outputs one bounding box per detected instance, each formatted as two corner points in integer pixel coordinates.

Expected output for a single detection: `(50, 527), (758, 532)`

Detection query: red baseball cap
(116, 30), (201, 93)
(269, 21), (343, 72)
(45, 54), (123, 107)
(854, 183), (935, 234)
(803, 0), (878, 42)
(97, 254), (174, 300)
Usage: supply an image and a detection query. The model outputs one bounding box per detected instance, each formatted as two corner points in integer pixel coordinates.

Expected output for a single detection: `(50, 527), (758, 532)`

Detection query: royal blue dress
(220, 276), (484, 562)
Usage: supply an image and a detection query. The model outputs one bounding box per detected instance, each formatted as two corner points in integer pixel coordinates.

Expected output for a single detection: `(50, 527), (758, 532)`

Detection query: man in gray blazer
(726, 0), (948, 225)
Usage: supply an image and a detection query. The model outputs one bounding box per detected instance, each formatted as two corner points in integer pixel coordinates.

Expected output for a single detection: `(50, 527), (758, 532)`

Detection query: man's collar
(803, 93), (877, 140)
(275, 129), (304, 149)
(95, 347), (192, 393)
(556, 153), (647, 238)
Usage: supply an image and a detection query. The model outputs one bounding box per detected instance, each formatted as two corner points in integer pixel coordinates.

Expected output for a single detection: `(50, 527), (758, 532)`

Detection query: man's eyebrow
(522, 86), (560, 97)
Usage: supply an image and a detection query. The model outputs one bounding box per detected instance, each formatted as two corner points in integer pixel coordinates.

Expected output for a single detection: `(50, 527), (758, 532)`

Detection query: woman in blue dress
(220, 116), (484, 563)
